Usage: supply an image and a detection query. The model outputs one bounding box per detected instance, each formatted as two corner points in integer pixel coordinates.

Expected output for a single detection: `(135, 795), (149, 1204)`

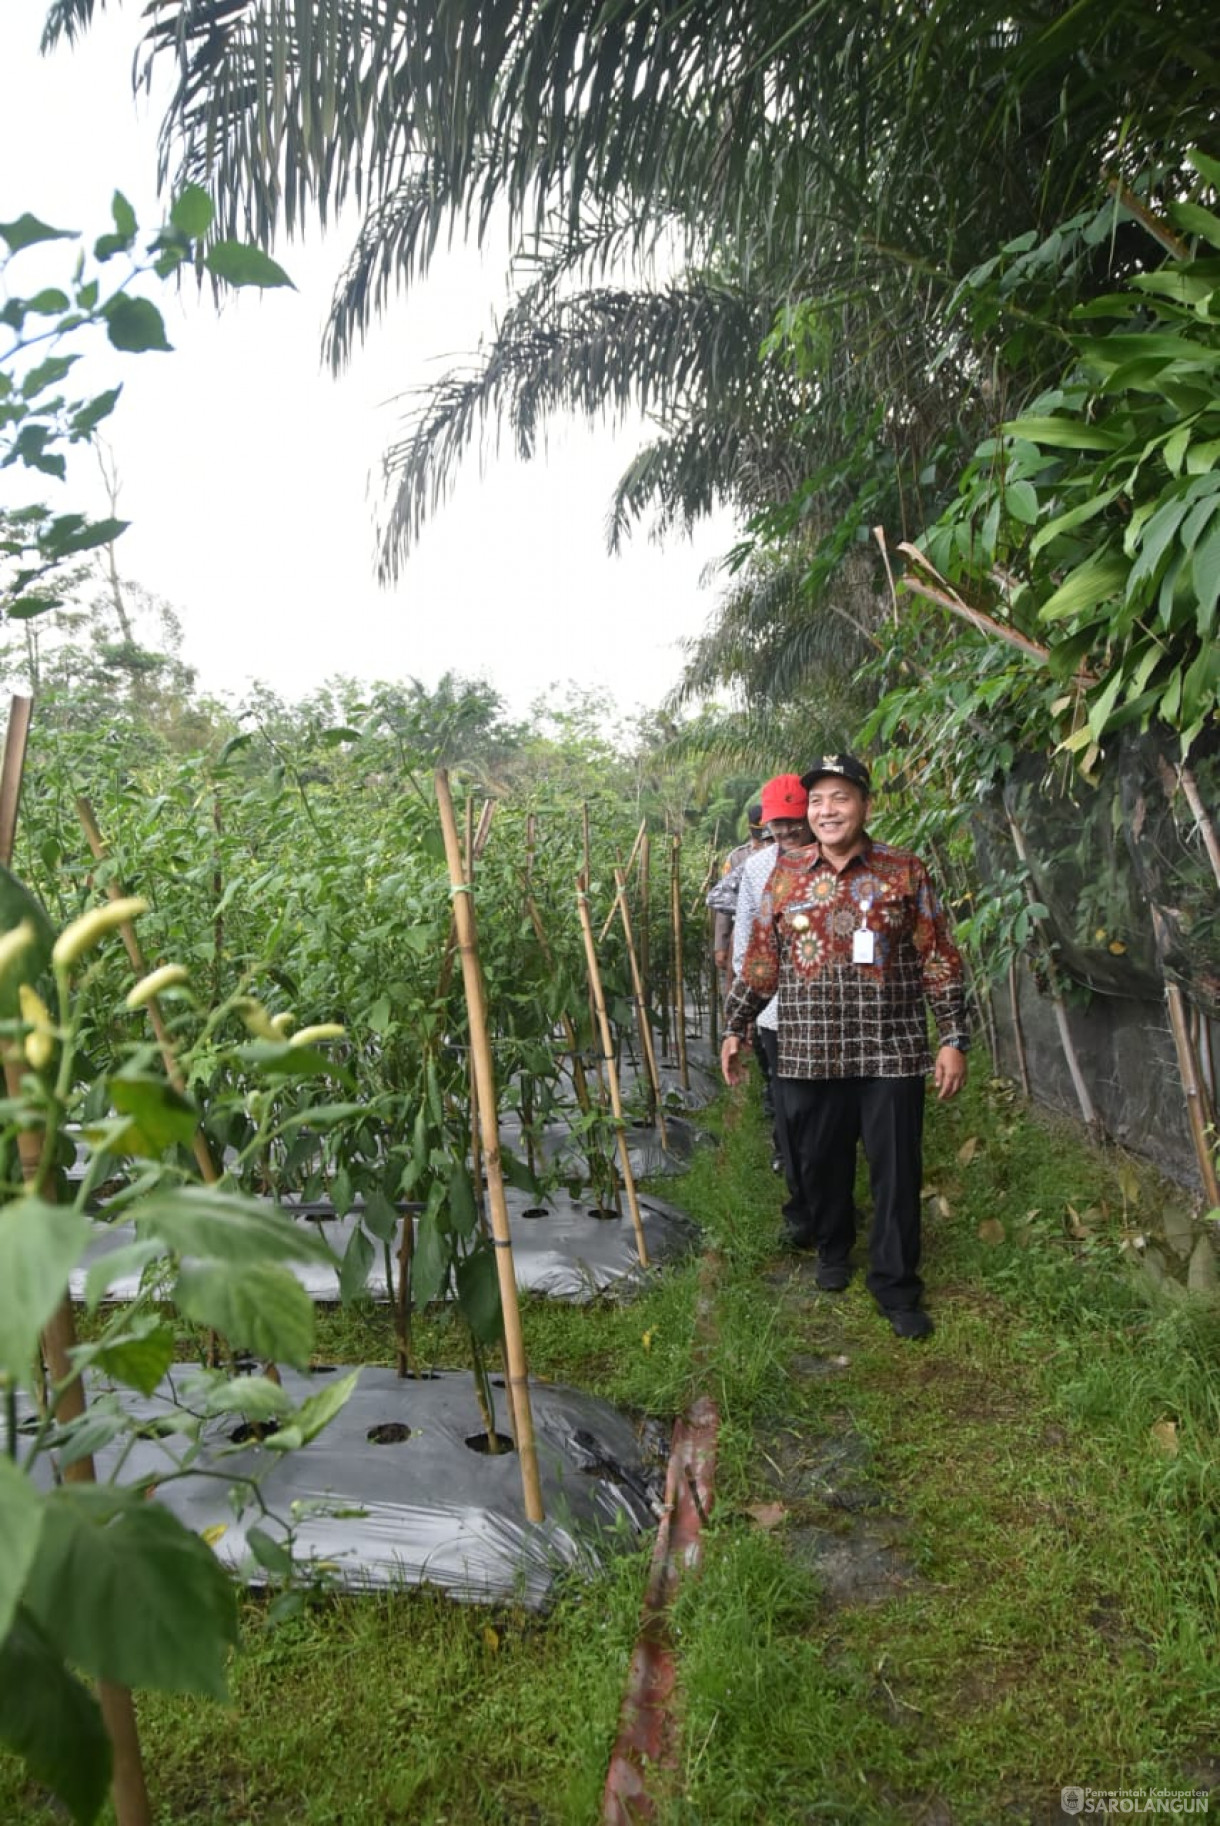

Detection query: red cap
(759, 773), (808, 822)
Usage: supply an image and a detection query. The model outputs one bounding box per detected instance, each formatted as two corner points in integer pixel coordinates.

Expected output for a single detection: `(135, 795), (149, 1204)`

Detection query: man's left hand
(933, 1045), (967, 1100)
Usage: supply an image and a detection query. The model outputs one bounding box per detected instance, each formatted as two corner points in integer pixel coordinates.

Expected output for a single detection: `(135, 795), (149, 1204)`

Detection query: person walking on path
(720, 754), (969, 1339)
(733, 772), (817, 1216)
(709, 800), (770, 999)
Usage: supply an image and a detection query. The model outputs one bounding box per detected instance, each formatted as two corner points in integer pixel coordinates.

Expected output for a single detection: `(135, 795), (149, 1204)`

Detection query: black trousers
(775, 1075), (926, 1310)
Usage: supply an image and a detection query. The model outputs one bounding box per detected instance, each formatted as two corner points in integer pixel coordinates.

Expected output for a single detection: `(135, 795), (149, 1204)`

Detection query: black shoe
(778, 1227), (816, 1254)
(886, 1307), (933, 1340)
(815, 1257), (852, 1292)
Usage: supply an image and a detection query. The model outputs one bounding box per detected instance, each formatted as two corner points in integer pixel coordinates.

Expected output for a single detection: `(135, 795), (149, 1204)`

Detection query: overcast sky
(0, 0), (736, 722)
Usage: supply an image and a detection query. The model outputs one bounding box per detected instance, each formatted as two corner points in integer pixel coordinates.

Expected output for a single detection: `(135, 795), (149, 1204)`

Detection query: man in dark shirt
(720, 754), (969, 1338)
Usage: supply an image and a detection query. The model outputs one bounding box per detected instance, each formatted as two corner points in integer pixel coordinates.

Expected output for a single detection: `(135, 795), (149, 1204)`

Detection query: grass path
(2, 1074), (1217, 1824)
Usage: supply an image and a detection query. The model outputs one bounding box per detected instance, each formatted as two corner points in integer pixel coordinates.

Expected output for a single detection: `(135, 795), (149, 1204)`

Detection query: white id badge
(852, 928), (876, 964)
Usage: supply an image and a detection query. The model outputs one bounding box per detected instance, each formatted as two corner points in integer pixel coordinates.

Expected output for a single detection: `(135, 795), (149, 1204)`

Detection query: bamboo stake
(576, 883), (650, 1267)
(639, 835), (653, 1055)
(434, 770), (543, 1521)
(1, 704), (151, 1826)
(707, 909), (719, 1051)
(525, 812), (537, 882)
(614, 867), (667, 1144)
(581, 801), (592, 891)
(1177, 765), (1220, 896)
(600, 820), (648, 941)
(0, 694), (32, 864)
(1150, 905), (1220, 1206)
(671, 836), (689, 1092)
(1006, 808), (1100, 1136)
(1007, 958), (1031, 1098)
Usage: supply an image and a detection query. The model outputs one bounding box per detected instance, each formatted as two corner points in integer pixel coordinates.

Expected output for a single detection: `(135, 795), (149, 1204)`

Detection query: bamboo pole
(1177, 765), (1220, 896)
(1, 703), (152, 1826)
(1149, 904), (1220, 1206)
(581, 801), (592, 891)
(434, 770), (543, 1521)
(707, 909), (719, 1051)
(525, 812), (537, 882)
(600, 820), (647, 942)
(639, 835), (653, 1055)
(1007, 958), (1031, 1099)
(576, 883), (650, 1267)
(0, 694), (33, 864)
(671, 836), (689, 1092)
(614, 866), (667, 1144)
(1006, 808), (1100, 1136)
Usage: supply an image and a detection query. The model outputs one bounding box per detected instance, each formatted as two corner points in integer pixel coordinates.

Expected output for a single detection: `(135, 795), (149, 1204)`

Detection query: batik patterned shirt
(723, 838), (970, 1079)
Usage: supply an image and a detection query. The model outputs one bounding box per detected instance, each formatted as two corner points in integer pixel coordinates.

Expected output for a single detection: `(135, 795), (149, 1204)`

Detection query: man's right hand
(720, 1033), (751, 1086)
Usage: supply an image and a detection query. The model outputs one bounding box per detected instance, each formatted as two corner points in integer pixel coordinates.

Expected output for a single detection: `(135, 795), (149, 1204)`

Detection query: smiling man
(720, 754), (969, 1339)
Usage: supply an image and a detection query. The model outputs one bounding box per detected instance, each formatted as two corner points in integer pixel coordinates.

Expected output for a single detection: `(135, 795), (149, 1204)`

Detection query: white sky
(0, 0), (736, 721)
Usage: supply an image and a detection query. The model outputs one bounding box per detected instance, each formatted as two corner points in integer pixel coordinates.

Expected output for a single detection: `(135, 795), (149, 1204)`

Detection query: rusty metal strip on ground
(602, 1254), (721, 1823)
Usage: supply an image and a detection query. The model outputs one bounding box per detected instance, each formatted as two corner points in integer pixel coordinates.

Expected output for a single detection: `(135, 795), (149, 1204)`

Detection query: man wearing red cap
(720, 754), (969, 1339)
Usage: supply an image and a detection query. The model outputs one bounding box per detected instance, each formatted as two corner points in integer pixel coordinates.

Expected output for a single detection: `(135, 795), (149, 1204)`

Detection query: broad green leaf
(70, 386), (122, 438)
(0, 1459), (45, 1644)
(102, 295), (172, 354)
(1004, 479), (1039, 525)
(246, 1526), (295, 1578)
(1039, 554), (1129, 623)
(1186, 149), (1220, 190)
(1001, 415), (1122, 450)
(263, 1368), (358, 1452)
(1168, 200), (1220, 252)
(39, 514), (127, 558)
(1192, 520), (1220, 627)
(339, 1223), (374, 1304)
(198, 1375), (292, 1422)
(1030, 485), (1120, 558)
(1127, 498), (1190, 596)
(110, 191), (137, 240)
(134, 1184), (335, 1265)
(0, 215), (74, 253)
(455, 1246), (503, 1344)
(204, 242), (294, 290)
(361, 1187), (400, 1244)
(84, 1235), (166, 1312)
(174, 1260), (316, 1367)
(0, 1606), (111, 1826)
(412, 1210), (449, 1306)
(0, 1200), (90, 1380)
(109, 1073), (200, 1158)
(169, 186), (214, 238)
(24, 1486), (237, 1697)
(446, 1159), (479, 1239)
(92, 1320), (177, 1396)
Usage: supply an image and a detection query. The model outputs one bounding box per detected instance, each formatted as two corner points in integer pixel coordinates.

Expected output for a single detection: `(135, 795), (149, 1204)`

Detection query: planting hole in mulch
(402, 1370), (440, 1381)
(522, 1206), (548, 1218)
(230, 1420), (281, 1444)
(587, 1207), (619, 1221)
(464, 1431), (516, 1455)
(308, 1364), (338, 1374)
(366, 1422), (413, 1444)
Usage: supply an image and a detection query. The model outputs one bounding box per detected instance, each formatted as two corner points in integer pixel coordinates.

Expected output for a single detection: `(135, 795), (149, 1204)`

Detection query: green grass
(4, 1072), (1218, 1824)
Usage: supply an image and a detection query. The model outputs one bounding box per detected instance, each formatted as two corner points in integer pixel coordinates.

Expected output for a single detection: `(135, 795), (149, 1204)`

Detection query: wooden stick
(525, 812), (537, 883)
(671, 836), (689, 1092)
(1, 704), (152, 1826)
(1178, 765), (1220, 896)
(615, 867), (667, 1145)
(576, 883), (650, 1267)
(1006, 809), (1100, 1136)
(600, 821), (648, 942)
(707, 909), (719, 1052)
(435, 770), (543, 1521)
(1149, 905), (1220, 1206)
(581, 802), (592, 892)
(0, 695), (33, 865)
(1007, 958), (1031, 1098)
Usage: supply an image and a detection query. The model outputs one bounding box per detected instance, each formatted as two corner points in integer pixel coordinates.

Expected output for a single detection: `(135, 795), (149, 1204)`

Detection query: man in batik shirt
(720, 754), (969, 1339)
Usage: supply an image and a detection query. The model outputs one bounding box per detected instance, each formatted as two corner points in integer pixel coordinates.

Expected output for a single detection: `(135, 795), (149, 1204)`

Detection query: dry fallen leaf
(744, 1502), (787, 1531)
(935, 1195), (952, 1219)
(977, 1218), (1005, 1246)
(1150, 1419), (1179, 1458)
(957, 1135), (980, 1165)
